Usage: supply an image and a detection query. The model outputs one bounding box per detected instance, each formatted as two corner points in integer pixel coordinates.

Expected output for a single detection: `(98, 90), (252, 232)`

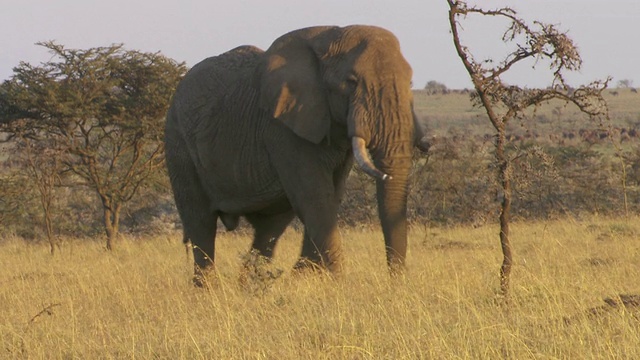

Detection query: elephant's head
(258, 25), (417, 269)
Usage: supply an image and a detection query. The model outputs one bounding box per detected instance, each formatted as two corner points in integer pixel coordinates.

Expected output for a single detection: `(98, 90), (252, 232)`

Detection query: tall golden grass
(2, 217), (639, 358)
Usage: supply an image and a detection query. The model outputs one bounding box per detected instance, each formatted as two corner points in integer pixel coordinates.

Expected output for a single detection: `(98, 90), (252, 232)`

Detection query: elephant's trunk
(351, 135), (410, 271)
(352, 137), (391, 181)
(348, 89), (414, 272)
(375, 155), (411, 271)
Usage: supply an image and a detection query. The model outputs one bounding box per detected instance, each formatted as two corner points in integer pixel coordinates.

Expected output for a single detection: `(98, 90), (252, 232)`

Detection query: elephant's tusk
(352, 137), (392, 181)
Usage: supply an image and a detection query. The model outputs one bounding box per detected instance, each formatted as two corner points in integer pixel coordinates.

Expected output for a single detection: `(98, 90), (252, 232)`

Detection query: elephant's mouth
(352, 137), (391, 181)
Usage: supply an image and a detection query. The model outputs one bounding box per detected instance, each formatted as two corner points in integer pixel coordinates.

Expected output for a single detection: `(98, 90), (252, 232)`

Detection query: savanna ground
(2, 216), (640, 359)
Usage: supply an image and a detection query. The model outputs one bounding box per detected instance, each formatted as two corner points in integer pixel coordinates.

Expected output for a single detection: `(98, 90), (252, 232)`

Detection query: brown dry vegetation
(3, 88), (640, 238)
(2, 216), (639, 358)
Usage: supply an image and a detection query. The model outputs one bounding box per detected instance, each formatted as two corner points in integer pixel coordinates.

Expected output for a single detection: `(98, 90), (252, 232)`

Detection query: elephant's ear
(258, 37), (330, 144)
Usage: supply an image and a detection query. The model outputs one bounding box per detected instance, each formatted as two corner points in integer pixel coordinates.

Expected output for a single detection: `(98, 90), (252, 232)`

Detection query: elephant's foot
(292, 257), (323, 273)
(192, 266), (217, 288)
(193, 274), (207, 288)
(387, 262), (407, 280)
(386, 250), (407, 277)
(297, 228), (344, 275)
(292, 257), (342, 276)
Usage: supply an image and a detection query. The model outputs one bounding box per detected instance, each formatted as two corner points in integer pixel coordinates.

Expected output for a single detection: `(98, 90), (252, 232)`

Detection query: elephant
(165, 25), (426, 285)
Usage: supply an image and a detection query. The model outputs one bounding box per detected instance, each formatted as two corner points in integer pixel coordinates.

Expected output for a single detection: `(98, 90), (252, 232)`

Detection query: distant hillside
(413, 88), (640, 139)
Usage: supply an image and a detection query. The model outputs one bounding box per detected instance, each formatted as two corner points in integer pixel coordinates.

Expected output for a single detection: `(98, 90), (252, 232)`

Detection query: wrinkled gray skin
(165, 25), (425, 285)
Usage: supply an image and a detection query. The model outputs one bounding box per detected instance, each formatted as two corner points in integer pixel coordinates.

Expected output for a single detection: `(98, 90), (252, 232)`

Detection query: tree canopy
(0, 42), (186, 249)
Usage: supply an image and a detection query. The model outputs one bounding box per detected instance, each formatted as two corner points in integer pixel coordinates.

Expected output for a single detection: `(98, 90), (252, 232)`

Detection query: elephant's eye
(343, 74), (358, 92)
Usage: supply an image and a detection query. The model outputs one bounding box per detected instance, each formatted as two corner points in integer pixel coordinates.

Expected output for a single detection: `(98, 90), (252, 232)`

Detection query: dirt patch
(564, 294), (640, 325)
(582, 257), (617, 267)
(426, 239), (479, 251)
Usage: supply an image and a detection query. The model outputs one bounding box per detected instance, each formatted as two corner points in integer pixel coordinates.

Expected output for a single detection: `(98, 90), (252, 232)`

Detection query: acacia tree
(446, 1), (609, 298)
(0, 42), (186, 249)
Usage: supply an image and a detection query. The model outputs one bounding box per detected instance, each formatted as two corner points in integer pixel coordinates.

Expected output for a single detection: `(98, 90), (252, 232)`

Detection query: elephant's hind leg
(245, 210), (295, 258)
(166, 132), (217, 286)
(190, 219), (217, 286)
(175, 197), (217, 286)
(240, 211), (294, 285)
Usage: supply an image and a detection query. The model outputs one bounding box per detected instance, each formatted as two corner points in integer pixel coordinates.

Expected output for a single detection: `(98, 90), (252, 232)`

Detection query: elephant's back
(187, 46), (261, 93)
(188, 45), (264, 87)
(167, 46), (264, 143)
(170, 46), (264, 126)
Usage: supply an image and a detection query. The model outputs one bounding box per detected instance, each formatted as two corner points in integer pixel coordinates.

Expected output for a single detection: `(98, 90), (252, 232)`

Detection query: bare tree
(446, 0), (609, 298)
(18, 131), (62, 254)
(2, 103), (71, 251)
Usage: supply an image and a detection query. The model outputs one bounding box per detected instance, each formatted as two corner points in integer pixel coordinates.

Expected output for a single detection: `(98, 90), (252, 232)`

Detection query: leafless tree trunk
(446, 0), (609, 300)
(100, 197), (121, 251)
(19, 133), (61, 255)
(447, 1), (514, 296)
(496, 132), (512, 295)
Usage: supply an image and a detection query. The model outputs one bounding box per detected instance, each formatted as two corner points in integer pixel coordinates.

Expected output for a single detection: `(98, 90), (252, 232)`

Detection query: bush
(2, 129), (635, 240)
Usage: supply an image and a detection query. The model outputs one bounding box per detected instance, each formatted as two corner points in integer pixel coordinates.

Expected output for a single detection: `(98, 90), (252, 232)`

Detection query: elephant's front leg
(295, 157), (352, 272)
(266, 131), (346, 273)
(294, 204), (343, 273)
(273, 168), (344, 272)
(279, 176), (343, 274)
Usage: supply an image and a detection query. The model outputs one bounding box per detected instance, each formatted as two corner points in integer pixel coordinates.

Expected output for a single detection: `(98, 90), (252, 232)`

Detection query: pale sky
(1, 0), (638, 89)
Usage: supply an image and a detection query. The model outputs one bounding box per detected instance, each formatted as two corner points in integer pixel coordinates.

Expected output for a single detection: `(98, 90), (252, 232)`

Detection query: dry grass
(2, 217), (640, 359)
